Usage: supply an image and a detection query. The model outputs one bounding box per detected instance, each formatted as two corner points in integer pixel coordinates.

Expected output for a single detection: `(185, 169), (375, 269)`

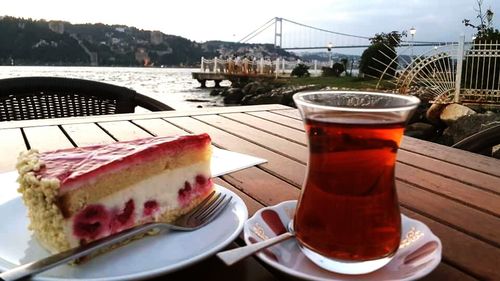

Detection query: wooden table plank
(221, 112), (307, 144)
(421, 263), (477, 281)
(132, 118), (188, 136)
(62, 123), (115, 147)
(397, 181), (500, 246)
(396, 163), (500, 216)
(221, 167), (300, 207)
(248, 111), (305, 130)
(213, 178), (264, 217)
(402, 208), (499, 280)
(0, 105), (291, 129)
(0, 128), (27, 172)
(270, 108), (302, 119)
(98, 120), (152, 141)
(23, 125), (74, 151)
(194, 114), (307, 164)
(398, 149), (500, 194)
(402, 136), (500, 177)
(165, 116), (305, 187)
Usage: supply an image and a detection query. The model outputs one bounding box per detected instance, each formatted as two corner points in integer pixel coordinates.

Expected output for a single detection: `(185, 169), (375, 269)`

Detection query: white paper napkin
(211, 147), (267, 177)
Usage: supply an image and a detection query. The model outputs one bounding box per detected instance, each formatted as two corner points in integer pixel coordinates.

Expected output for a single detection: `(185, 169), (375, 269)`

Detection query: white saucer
(243, 200), (442, 281)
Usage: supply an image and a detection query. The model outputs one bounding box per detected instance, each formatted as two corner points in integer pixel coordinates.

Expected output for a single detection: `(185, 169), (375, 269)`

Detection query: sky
(3, 0), (499, 49)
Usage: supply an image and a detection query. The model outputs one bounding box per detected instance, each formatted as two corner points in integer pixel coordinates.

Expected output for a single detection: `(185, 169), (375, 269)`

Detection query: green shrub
(321, 63), (345, 77)
(291, 63), (310, 77)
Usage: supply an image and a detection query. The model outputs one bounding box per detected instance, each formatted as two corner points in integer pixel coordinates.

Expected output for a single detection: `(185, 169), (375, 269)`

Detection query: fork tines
(184, 190), (233, 228)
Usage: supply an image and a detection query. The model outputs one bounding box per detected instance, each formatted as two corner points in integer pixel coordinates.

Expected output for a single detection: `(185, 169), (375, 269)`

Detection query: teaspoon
(217, 220), (294, 266)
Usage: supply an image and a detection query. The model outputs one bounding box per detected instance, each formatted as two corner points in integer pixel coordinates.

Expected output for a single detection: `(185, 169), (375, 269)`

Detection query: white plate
(0, 184), (248, 281)
(244, 200), (442, 281)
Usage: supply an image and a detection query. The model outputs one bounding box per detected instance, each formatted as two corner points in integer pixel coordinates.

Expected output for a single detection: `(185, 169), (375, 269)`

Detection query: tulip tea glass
(293, 91), (420, 274)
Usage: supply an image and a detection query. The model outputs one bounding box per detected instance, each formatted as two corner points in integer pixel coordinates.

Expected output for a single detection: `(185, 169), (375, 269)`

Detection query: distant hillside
(0, 16), (298, 67)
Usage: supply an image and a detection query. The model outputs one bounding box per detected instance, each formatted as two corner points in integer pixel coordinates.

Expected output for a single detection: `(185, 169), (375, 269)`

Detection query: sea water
(0, 66), (229, 110)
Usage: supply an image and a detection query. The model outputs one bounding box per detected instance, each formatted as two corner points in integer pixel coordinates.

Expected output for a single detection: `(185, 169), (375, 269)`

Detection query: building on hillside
(151, 31), (163, 45)
(48, 21), (64, 34)
(135, 48), (150, 66)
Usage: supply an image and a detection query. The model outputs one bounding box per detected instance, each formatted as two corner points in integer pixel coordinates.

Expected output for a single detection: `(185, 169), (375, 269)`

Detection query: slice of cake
(16, 134), (214, 254)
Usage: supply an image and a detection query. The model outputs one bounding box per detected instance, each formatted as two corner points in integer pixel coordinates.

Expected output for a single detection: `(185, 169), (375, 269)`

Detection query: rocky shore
(211, 81), (500, 158)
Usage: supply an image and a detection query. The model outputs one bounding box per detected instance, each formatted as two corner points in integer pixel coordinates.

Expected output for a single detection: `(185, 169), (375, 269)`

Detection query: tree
(462, 0), (499, 40)
(369, 31), (406, 47)
(359, 31), (405, 79)
(462, 1), (500, 89)
(291, 63), (310, 77)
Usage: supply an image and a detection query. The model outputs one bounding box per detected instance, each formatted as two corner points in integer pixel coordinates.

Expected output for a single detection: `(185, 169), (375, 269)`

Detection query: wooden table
(0, 104), (498, 281)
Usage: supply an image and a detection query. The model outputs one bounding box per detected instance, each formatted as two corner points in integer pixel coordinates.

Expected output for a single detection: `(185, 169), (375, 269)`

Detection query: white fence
(392, 36), (500, 105)
(199, 57), (333, 77)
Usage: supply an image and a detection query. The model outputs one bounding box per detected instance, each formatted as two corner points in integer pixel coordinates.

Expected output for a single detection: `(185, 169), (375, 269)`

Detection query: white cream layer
(63, 162), (211, 247)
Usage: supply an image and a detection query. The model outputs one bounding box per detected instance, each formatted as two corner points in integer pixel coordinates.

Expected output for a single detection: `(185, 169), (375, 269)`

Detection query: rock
(209, 89), (222, 96)
(442, 112), (500, 144)
(222, 88), (244, 104)
(409, 102), (431, 124)
(238, 84), (319, 106)
(493, 146), (500, 159)
(440, 104), (476, 126)
(404, 122), (437, 140)
(426, 103), (446, 125)
(241, 92), (283, 105)
(242, 82), (265, 95)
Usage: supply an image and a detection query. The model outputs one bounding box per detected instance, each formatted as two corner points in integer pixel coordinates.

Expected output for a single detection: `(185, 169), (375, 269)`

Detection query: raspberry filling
(178, 175), (212, 206)
(73, 174), (212, 242)
(110, 199), (135, 233)
(73, 199), (136, 242)
(73, 205), (110, 240)
(143, 200), (159, 217)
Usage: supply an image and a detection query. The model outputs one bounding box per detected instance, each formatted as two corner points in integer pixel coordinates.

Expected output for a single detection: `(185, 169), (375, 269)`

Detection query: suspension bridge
(238, 17), (453, 50)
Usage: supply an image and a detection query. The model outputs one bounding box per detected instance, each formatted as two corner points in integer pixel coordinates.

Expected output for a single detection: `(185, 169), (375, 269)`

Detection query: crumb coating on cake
(16, 149), (70, 252)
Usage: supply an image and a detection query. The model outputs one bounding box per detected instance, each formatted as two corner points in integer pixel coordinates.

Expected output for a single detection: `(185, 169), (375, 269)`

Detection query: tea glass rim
(293, 91), (420, 113)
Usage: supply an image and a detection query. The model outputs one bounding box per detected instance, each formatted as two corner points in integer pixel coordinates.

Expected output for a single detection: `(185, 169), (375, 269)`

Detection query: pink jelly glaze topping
(36, 134), (211, 191)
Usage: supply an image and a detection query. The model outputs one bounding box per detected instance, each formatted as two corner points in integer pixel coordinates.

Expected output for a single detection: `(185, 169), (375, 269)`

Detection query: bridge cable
(281, 18), (371, 40)
(239, 18), (276, 43)
(240, 20), (276, 43)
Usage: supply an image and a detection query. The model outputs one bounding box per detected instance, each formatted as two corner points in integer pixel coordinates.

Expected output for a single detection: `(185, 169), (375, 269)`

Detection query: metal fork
(0, 190), (232, 281)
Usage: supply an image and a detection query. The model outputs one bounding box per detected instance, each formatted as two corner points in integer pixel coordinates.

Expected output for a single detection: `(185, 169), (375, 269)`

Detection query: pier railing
(200, 57), (332, 77)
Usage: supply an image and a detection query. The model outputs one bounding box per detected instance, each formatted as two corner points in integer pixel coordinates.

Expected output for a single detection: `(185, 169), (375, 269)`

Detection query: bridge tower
(274, 17), (282, 48)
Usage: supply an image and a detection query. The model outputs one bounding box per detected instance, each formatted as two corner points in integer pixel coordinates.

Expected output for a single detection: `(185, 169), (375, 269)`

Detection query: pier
(192, 57), (327, 87)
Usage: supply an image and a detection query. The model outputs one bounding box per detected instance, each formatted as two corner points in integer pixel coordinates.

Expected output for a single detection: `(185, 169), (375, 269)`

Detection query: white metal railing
(199, 57), (334, 77)
(394, 36), (500, 105)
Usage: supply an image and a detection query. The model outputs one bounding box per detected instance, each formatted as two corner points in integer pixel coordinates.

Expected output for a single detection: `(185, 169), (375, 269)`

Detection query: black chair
(452, 124), (500, 157)
(0, 76), (173, 121)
